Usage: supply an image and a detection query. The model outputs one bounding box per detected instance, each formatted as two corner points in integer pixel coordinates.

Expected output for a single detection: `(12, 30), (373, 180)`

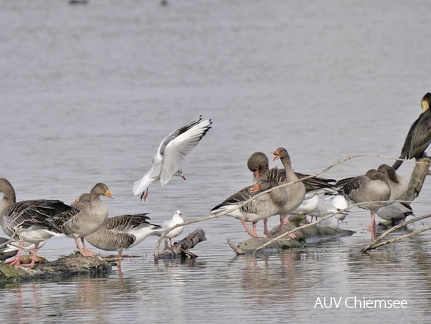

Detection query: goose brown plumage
(0, 178), (71, 267)
(85, 214), (162, 265)
(272, 147), (306, 235)
(52, 183), (113, 257)
(247, 151), (337, 194)
(210, 179), (288, 238)
(376, 164), (408, 200)
(247, 150), (337, 232)
(340, 168), (391, 236)
(71, 193), (162, 265)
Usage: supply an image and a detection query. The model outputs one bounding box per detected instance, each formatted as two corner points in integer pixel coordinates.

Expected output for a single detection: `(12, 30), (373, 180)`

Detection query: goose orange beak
(250, 183), (259, 192)
(105, 189), (114, 199)
(71, 197), (80, 204)
(272, 150), (280, 161)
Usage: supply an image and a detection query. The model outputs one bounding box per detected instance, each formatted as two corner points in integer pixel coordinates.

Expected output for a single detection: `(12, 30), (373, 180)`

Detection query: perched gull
(157, 210), (185, 247)
(393, 92), (431, 170)
(310, 195), (349, 229)
(133, 115), (212, 201)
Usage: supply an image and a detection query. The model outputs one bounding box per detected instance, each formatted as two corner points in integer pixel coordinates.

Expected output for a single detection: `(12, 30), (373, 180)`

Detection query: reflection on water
(1, 0), (431, 322)
(2, 245), (431, 322)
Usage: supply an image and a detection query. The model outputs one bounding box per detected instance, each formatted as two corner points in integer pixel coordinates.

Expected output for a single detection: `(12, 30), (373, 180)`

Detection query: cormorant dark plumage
(392, 93), (431, 170)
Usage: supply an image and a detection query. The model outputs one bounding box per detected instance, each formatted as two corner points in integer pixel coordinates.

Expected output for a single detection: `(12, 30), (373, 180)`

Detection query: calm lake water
(1, 1), (431, 323)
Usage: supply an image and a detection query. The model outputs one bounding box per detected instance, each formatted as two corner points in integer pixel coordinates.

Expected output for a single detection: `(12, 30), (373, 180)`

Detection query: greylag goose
(52, 183), (113, 257)
(157, 210), (185, 247)
(392, 92), (431, 170)
(340, 168), (391, 235)
(0, 178), (71, 267)
(71, 193), (163, 263)
(133, 115), (212, 201)
(85, 214), (162, 264)
(247, 151), (337, 224)
(377, 164), (408, 200)
(272, 147), (306, 234)
(247, 151), (337, 194)
(210, 179), (288, 238)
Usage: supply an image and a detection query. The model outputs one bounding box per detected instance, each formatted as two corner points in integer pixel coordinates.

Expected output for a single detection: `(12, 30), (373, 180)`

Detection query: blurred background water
(1, 1), (431, 323)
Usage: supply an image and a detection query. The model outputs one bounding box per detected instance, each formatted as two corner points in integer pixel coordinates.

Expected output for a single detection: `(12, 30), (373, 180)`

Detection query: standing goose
(340, 169), (391, 235)
(247, 151), (337, 221)
(52, 183), (113, 257)
(0, 178), (71, 267)
(133, 115), (212, 201)
(210, 179), (288, 238)
(392, 92), (431, 170)
(71, 193), (163, 264)
(272, 147), (306, 234)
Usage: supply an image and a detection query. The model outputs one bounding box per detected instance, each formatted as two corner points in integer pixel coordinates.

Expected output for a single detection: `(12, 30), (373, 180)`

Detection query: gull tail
(133, 177), (149, 197)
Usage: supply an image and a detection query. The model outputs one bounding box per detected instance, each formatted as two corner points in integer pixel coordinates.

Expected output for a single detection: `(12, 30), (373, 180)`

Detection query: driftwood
(155, 229), (207, 261)
(399, 157), (431, 201)
(228, 219), (354, 255)
(0, 252), (112, 285)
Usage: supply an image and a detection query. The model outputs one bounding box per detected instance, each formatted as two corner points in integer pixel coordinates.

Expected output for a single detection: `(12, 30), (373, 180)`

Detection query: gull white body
(133, 116), (212, 200)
